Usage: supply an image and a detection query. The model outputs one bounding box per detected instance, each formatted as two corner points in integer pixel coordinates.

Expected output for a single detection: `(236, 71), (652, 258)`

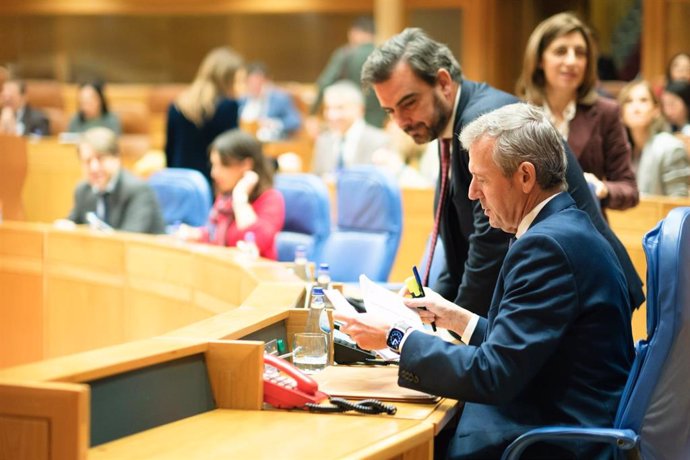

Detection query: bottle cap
(312, 286), (324, 296)
(318, 263), (329, 271)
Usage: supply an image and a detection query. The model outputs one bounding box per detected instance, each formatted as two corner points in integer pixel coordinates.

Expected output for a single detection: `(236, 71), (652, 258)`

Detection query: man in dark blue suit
(238, 62), (302, 141)
(361, 28), (644, 316)
(336, 103), (634, 459)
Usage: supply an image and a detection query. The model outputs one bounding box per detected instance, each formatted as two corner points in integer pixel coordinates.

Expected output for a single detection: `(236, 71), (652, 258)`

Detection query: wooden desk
(0, 315), (450, 460)
(89, 410), (433, 459)
(0, 222), (304, 368)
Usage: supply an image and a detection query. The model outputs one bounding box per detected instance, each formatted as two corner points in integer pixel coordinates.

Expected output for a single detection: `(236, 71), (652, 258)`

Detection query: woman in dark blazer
(165, 47), (243, 189)
(516, 12), (638, 214)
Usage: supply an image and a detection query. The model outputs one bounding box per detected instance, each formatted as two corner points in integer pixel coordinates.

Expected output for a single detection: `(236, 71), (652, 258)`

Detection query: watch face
(387, 328), (405, 350)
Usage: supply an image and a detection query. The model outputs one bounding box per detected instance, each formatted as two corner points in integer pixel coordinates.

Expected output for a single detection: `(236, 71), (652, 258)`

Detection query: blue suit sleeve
(399, 235), (578, 404)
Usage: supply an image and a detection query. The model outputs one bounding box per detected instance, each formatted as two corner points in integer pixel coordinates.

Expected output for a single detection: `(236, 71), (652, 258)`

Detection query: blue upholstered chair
(148, 168), (212, 231)
(320, 166), (403, 282)
(273, 173), (331, 263)
(502, 207), (690, 460)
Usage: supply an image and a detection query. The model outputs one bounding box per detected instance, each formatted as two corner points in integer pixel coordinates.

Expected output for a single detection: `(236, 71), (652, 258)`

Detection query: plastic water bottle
(302, 286), (330, 369)
(238, 231), (260, 260)
(316, 263), (332, 290)
(306, 286), (326, 334)
(316, 263), (333, 308)
(293, 245), (312, 282)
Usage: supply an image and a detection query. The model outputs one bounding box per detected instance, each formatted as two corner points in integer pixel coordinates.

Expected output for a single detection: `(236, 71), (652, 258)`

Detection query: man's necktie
(423, 138), (451, 287)
(96, 192), (109, 224)
(336, 137), (346, 171)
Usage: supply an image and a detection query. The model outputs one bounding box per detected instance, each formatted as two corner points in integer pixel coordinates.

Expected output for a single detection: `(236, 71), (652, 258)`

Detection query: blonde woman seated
(176, 129), (285, 260)
(619, 80), (690, 197)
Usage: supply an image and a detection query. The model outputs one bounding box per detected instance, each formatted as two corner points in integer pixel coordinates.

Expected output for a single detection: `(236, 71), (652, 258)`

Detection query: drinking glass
(292, 332), (328, 374)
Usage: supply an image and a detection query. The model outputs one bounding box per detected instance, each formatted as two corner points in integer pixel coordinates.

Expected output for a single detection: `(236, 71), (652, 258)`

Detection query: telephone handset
(263, 354), (328, 409)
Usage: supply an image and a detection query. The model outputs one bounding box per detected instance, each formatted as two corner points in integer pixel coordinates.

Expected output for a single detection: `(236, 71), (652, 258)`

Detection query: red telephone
(263, 353), (328, 409)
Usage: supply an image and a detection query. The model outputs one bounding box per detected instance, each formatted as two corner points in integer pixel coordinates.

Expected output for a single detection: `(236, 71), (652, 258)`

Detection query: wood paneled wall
(5, 0), (679, 94)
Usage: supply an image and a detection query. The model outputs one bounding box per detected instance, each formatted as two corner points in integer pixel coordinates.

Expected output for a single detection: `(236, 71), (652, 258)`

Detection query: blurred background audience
(67, 81), (122, 135)
(311, 80), (390, 179)
(61, 127), (165, 234)
(0, 79), (50, 136)
(619, 80), (690, 197)
(308, 16), (385, 132)
(238, 61), (302, 142)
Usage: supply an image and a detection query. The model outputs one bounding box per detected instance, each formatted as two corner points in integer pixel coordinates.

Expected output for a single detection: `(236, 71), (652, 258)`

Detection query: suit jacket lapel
(486, 193), (576, 329)
(567, 103), (596, 159)
(107, 171), (124, 226)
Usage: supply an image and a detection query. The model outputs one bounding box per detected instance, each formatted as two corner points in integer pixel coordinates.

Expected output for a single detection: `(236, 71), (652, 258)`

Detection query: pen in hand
(406, 266), (437, 332)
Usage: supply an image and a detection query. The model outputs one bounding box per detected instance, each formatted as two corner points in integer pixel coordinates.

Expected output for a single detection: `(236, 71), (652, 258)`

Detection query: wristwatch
(386, 322), (412, 353)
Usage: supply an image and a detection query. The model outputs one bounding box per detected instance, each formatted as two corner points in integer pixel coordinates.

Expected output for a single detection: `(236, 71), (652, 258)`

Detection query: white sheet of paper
(359, 274), (424, 328)
(325, 287), (400, 361)
(324, 288), (359, 316)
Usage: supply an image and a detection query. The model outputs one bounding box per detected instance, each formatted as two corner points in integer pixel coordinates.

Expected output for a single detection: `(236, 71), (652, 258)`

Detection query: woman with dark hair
(67, 81), (122, 135)
(176, 129), (285, 259)
(516, 12), (638, 214)
(661, 80), (690, 135)
(666, 52), (690, 84)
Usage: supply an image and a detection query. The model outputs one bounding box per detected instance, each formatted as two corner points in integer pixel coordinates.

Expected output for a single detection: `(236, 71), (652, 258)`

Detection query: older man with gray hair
(336, 103), (634, 459)
(311, 79), (390, 178)
(65, 127), (165, 234)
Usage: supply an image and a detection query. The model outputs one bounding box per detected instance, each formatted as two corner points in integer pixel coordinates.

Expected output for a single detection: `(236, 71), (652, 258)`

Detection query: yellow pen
(406, 266), (437, 332)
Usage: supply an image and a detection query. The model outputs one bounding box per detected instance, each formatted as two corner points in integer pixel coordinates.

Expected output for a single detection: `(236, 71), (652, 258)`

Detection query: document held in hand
(359, 274), (425, 328)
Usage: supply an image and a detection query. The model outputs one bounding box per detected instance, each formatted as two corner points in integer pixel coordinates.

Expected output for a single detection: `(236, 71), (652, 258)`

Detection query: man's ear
(518, 161), (537, 193)
(436, 69), (453, 98)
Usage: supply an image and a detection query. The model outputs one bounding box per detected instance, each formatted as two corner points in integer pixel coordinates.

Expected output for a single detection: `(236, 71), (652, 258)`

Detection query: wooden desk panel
(23, 138), (81, 223)
(0, 224), (45, 367)
(0, 134), (28, 221)
(89, 409), (433, 460)
(0, 224), (304, 368)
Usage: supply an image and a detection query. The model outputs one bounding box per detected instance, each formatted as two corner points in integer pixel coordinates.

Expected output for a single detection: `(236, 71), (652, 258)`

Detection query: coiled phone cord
(306, 397), (397, 415)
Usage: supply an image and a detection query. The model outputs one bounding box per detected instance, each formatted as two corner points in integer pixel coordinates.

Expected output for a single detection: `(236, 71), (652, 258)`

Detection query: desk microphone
(85, 212), (114, 233)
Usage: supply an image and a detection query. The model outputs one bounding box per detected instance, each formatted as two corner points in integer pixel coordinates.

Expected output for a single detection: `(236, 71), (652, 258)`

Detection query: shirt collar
(91, 169), (119, 195)
(515, 192), (560, 239)
(543, 100), (576, 140)
(441, 84), (461, 142)
(345, 118), (365, 141)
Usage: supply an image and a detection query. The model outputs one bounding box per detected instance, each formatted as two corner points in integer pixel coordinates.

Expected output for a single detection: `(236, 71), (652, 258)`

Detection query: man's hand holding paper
(402, 288), (472, 335)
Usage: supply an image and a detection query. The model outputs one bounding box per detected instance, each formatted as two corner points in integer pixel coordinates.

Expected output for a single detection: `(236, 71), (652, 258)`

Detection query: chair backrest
(112, 102), (151, 135)
(148, 168), (212, 229)
(616, 207), (690, 458)
(321, 166), (403, 282)
(273, 173), (331, 263)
